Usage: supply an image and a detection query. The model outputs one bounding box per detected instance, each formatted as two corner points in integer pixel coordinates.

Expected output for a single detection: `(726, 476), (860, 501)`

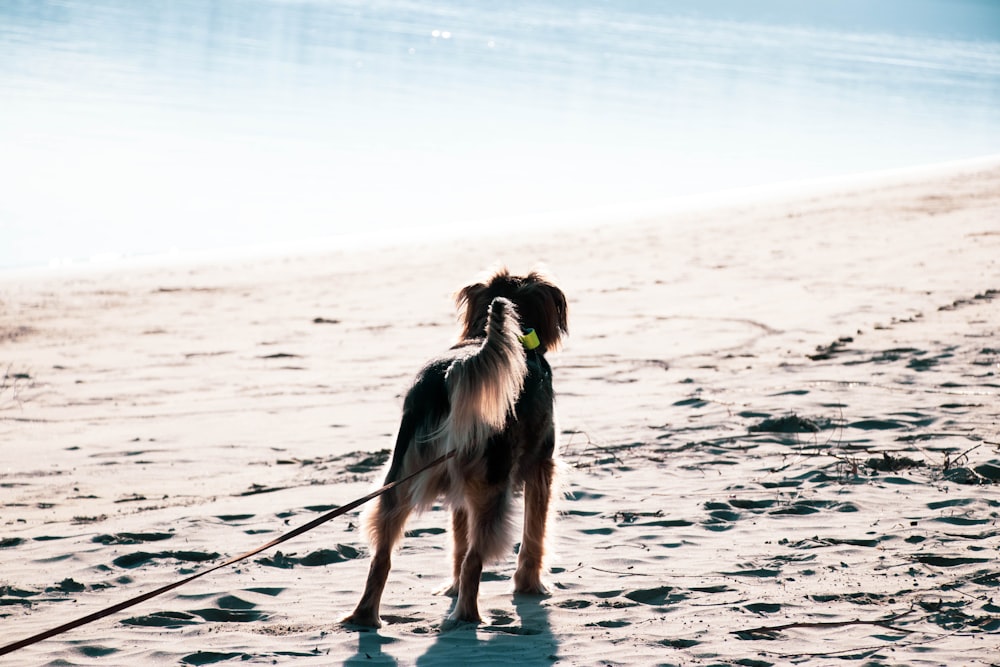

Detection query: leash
(0, 450), (456, 657)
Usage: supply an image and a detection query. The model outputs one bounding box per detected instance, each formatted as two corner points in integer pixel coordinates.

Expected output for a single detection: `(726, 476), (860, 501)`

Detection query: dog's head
(456, 268), (568, 352)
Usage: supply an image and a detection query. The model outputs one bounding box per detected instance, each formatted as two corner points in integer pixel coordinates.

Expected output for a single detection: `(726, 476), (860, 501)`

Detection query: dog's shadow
(343, 627), (399, 666)
(415, 593), (557, 666)
(343, 594), (557, 666)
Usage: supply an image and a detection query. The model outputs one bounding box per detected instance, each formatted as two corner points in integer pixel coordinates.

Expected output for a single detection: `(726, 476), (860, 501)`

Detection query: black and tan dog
(343, 268), (568, 628)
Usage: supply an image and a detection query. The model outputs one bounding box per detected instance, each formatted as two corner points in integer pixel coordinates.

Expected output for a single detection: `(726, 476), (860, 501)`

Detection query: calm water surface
(2, 0), (999, 268)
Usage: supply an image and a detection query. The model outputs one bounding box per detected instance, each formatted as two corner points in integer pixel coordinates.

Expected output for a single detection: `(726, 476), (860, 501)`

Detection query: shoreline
(4, 152), (999, 278)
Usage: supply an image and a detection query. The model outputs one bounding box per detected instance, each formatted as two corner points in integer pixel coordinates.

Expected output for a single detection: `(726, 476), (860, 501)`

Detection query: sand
(2, 157), (999, 665)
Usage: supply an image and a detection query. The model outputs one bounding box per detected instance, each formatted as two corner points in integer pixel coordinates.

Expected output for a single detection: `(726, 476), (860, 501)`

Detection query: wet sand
(2, 157), (999, 665)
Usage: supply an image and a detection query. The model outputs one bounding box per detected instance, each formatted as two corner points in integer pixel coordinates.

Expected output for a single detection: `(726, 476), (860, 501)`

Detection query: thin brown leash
(0, 450), (456, 657)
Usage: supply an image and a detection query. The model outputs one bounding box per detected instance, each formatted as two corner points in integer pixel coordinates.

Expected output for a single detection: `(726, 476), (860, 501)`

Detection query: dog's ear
(455, 281), (490, 340)
(520, 273), (568, 352)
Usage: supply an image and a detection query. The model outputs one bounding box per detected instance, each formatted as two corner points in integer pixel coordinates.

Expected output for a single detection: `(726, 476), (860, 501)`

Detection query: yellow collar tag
(519, 328), (541, 351)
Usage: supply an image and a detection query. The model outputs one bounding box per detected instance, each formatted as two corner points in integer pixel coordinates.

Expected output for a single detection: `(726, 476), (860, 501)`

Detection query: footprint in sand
(255, 544), (361, 568)
(623, 586), (688, 606)
(93, 532), (173, 545)
(112, 551), (219, 569)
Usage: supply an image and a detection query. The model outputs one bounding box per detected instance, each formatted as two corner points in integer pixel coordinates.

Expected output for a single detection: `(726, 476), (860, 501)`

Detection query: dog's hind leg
(342, 488), (412, 628)
(514, 456), (555, 595)
(448, 482), (512, 625)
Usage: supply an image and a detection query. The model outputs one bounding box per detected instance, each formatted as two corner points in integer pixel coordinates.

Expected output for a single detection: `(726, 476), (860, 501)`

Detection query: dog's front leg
(514, 457), (555, 595)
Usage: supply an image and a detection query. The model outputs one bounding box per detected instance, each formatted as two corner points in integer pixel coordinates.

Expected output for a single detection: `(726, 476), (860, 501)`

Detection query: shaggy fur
(343, 268), (568, 628)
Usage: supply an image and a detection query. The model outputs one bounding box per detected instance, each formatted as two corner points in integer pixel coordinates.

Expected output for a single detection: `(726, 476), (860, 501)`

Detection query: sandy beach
(2, 158), (999, 665)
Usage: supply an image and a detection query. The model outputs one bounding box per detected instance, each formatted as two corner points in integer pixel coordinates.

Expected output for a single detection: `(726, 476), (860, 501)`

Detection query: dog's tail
(444, 296), (527, 456)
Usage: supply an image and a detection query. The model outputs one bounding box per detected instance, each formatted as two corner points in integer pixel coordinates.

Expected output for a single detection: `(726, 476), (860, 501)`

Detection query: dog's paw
(433, 581), (459, 597)
(341, 611), (382, 629)
(513, 579), (551, 596)
(441, 610), (481, 631)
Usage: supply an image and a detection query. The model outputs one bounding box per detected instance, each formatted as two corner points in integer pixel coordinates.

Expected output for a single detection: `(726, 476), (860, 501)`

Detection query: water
(2, 0), (999, 269)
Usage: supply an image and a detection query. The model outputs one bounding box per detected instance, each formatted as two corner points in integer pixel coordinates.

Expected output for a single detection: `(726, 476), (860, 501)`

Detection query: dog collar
(519, 328), (541, 351)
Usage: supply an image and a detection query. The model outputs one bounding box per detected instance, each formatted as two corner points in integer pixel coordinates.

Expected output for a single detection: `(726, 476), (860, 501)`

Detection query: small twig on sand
(799, 449), (860, 477)
(590, 566), (652, 577)
(570, 437), (646, 468)
(1, 364), (23, 411)
(945, 443), (982, 470)
(732, 609), (914, 637)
